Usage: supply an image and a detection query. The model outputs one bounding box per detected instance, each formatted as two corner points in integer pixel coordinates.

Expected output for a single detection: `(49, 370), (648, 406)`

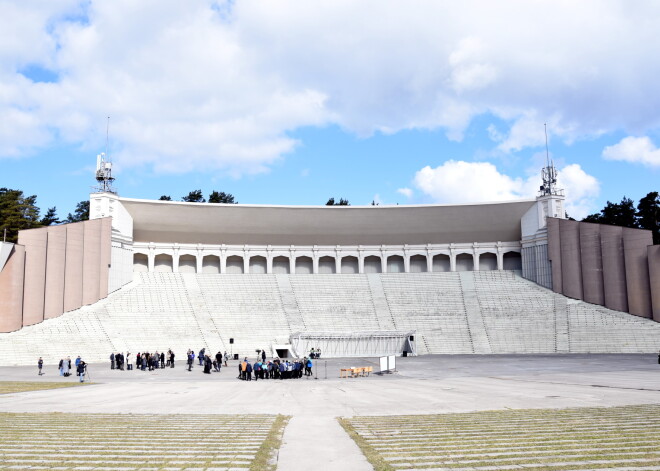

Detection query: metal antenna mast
(94, 116), (116, 194)
(539, 123), (558, 196)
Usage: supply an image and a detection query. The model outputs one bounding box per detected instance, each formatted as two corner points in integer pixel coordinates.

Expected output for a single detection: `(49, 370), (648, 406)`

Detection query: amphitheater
(1, 176), (660, 471)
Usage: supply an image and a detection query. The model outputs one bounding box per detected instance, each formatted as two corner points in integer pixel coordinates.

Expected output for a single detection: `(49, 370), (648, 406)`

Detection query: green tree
(66, 200), (90, 223)
(326, 197), (349, 206)
(581, 196), (638, 228)
(637, 191), (659, 244)
(159, 195), (172, 201)
(0, 188), (42, 243)
(182, 190), (205, 202)
(208, 191), (237, 204)
(41, 207), (60, 226)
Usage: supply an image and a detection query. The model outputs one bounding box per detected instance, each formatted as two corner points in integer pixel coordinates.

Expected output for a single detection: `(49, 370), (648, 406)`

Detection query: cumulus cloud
(396, 187), (413, 199)
(1, 1), (660, 173)
(602, 136), (660, 167)
(412, 160), (599, 219)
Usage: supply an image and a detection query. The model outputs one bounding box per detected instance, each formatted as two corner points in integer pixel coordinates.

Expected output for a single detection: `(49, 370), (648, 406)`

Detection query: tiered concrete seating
(197, 274), (292, 356)
(380, 273), (473, 354)
(288, 275), (381, 334)
(1, 270), (659, 365)
(568, 302), (660, 353)
(473, 271), (557, 353)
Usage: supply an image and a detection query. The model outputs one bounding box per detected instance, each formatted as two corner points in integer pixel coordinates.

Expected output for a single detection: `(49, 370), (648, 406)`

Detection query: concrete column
(380, 249), (386, 273)
(559, 219), (583, 300)
(196, 250), (204, 273)
(312, 250), (319, 274)
(335, 248), (341, 274)
(98, 218), (111, 298)
(450, 250), (457, 272)
(289, 249), (296, 274)
(173, 246), (180, 273)
(579, 223), (604, 306)
(44, 225), (67, 320)
(220, 249), (227, 273)
(0, 245), (25, 332)
(623, 227), (653, 318)
(243, 248), (250, 274)
(358, 249), (365, 274)
(648, 245), (660, 322)
(547, 217), (563, 294)
(473, 251), (480, 272)
(496, 247), (504, 270)
(82, 218), (102, 306)
(600, 225), (628, 312)
(19, 227), (48, 326)
(426, 249), (433, 272)
(267, 250), (273, 274)
(148, 248), (155, 272)
(63, 222), (84, 312)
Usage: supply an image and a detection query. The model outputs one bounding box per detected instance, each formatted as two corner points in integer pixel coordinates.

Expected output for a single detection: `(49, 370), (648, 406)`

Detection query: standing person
(58, 359), (64, 376)
(215, 352), (222, 370)
(261, 349), (266, 362)
(305, 357), (313, 377)
(166, 350), (171, 367)
(110, 353), (115, 370)
(203, 354), (212, 374)
(187, 351), (194, 371)
(77, 361), (87, 382)
(64, 357), (71, 377)
(37, 357), (44, 376)
(75, 356), (81, 376)
(170, 350), (175, 368)
(198, 348), (205, 366)
(223, 351), (228, 367)
(160, 351), (165, 369)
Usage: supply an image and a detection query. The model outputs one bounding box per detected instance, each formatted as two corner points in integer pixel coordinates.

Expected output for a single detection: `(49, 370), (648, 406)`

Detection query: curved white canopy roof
(118, 197), (536, 245)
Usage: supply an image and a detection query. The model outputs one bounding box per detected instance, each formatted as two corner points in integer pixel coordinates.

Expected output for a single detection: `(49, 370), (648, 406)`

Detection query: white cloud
(602, 136), (660, 167)
(412, 160), (599, 219)
(1, 1), (660, 173)
(396, 187), (413, 199)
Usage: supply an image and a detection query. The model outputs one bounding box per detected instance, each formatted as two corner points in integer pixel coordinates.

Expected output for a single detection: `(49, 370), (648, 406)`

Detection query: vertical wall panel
(0, 245), (25, 332)
(547, 217), (563, 294)
(17, 227), (48, 326)
(579, 223), (604, 305)
(63, 222), (84, 312)
(648, 245), (660, 322)
(600, 225), (628, 312)
(98, 217), (112, 298)
(623, 227), (653, 318)
(82, 218), (102, 306)
(43, 225), (67, 319)
(559, 219), (583, 300)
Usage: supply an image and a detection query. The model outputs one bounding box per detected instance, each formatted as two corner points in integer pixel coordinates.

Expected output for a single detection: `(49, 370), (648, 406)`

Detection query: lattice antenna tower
(94, 116), (116, 194)
(539, 123), (559, 196)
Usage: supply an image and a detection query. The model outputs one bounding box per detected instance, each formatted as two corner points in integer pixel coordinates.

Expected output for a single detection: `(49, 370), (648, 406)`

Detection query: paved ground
(1, 354), (659, 470)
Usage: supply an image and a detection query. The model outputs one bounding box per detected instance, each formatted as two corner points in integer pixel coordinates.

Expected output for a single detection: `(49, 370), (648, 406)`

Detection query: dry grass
(251, 414), (291, 471)
(0, 381), (90, 394)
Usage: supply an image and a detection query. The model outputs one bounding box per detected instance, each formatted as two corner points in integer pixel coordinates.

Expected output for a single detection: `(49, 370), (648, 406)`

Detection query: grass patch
(338, 417), (395, 471)
(251, 414), (291, 471)
(341, 404), (660, 470)
(0, 381), (90, 394)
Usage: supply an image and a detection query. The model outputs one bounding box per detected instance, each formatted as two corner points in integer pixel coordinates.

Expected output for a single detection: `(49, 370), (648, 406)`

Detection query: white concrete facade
(130, 241), (523, 274)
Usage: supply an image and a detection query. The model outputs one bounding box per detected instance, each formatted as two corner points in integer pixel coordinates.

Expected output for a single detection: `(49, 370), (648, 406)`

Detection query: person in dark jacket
(110, 353), (115, 370)
(203, 354), (212, 374)
(245, 361), (253, 381)
(198, 348), (205, 366)
(160, 352), (165, 369)
(38, 357), (44, 376)
(77, 361), (87, 382)
(170, 350), (175, 368)
(261, 349), (266, 362)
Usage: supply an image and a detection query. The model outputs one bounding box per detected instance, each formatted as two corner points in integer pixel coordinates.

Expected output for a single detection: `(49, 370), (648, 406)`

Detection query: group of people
(186, 348), (230, 374)
(238, 357), (313, 380)
(309, 348), (322, 359)
(54, 356), (88, 382)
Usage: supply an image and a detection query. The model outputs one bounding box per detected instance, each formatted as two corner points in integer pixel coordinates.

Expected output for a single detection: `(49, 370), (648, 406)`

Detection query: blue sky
(1, 1), (659, 220)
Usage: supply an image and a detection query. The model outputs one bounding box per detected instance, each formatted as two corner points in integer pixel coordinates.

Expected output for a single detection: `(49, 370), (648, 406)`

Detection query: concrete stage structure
(0, 165), (659, 363)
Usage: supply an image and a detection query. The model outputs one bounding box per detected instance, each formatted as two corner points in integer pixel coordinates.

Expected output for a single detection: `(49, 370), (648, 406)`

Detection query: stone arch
(387, 255), (405, 273)
(364, 255), (382, 273)
(503, 251), (522, 271)
(133, 253), (148, 273)
(479, 252), (497, 271)
(432, 254), (450, 272)
(178, 254), (197, 273)
(295, 256), (313, 274)
(455, 253), (474, 272)
(272, 256), (290, 274)
(249, 256), (267, 274)
(226, 255), (244, 274)
(154, 254), (173, 273)
(318, 256), (336, 274)
(409, 254), (427, 273)
(202, 255), (220, 274)
(341, 256), (359, 274)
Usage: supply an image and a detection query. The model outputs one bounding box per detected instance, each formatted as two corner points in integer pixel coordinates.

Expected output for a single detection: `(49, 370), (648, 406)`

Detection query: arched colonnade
(133, 243), (522, 274)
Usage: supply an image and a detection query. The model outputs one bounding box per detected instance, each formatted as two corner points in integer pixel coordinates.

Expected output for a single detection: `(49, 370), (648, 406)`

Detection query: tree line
(580, 191), (659, 244)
